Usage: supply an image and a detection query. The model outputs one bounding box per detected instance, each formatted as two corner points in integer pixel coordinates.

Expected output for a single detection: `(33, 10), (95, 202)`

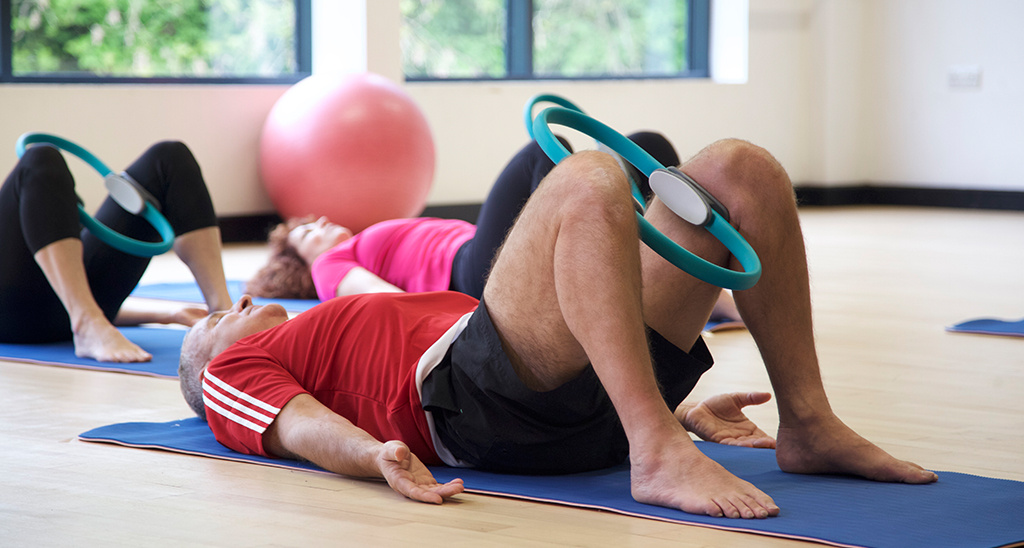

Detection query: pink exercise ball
(260, 72), (435, 233)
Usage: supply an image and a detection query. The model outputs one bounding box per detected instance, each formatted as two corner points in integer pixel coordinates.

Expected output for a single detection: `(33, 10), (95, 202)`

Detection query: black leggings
(0, 141), (218, 343)
(449, 131), (680, 299)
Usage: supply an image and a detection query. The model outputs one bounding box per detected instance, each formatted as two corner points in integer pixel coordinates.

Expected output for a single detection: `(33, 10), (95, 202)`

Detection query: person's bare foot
(776, 414), (937, 484)
(630, 431), (780, 519)
(73, 318), (152, 362)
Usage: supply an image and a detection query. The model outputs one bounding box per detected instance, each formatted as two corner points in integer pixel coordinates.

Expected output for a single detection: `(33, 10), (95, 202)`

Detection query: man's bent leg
(640, 139), (936, 484)
(483, 151), (778, 518)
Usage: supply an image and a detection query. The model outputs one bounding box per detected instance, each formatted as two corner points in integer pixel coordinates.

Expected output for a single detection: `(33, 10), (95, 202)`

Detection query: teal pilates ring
(16, 132), (175, 257)
(524, 94), (648, 207)
(524, 95), (761, 290)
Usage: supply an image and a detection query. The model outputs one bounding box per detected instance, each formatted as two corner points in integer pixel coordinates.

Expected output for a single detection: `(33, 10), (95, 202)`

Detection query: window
(0, 0), (311, 83)
(401, 0), (709, 81)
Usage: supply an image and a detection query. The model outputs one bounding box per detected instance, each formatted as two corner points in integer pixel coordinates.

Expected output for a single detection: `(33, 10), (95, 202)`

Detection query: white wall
(0, 0), (1020, 218)
(0, 85), (284, 216)
(861, 0), (1024, 191)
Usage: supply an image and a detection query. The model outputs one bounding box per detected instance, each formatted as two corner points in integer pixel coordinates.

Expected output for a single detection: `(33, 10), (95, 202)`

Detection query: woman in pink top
(304, 216), (476, 300)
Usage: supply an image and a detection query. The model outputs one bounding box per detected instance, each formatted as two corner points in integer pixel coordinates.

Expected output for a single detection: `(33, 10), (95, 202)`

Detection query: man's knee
(703, 138), (785, 178)
(687, 139), (795, 214)
(548, 151), (637, 225)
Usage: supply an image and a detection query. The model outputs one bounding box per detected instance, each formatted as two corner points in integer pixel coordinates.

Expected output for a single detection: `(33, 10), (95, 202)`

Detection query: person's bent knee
(16, 146), (76, 196)
(689, 139), (794, 209)
(146, 140), (195, 165)
(702, 139), (788, 185)
(551, 151), (636, 224)
(19, 143), (68, 172)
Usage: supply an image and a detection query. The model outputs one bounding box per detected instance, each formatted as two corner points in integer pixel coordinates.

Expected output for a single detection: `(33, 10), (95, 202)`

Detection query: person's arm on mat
(114, 305), (210, 327)
(336, 267), (404, 297)
(263, 393), (464, 504)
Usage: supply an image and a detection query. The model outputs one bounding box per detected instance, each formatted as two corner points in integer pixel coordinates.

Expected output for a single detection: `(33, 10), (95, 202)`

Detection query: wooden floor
(3, 206), (1023, 547)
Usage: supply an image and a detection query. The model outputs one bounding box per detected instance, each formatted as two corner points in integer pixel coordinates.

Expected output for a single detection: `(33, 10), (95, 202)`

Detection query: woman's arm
(335, 266), (405, 297)
(114, 305), (209, 327)
(263, 393), (463, 504)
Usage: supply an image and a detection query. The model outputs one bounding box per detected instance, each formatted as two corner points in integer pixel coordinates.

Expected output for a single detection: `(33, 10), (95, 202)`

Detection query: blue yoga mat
(0, 282), (317, 377)
(947, 317), (1024, 338)
(0, 326), (184, 378)
(131, 280), (319, 312)
(79, 417), (1024, 548)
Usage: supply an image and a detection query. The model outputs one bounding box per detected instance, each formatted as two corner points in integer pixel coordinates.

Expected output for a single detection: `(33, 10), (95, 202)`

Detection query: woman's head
(287, 216), (353, 265)
(245, 216), (350, 299)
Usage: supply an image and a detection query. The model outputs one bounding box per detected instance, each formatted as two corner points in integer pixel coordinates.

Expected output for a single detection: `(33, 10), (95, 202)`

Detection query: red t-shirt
(202, 291), (479, 465)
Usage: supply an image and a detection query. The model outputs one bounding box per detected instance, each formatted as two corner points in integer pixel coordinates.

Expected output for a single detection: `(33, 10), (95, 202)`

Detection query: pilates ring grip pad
(16, 132), (174, 257)
(524, 95), (762, 291)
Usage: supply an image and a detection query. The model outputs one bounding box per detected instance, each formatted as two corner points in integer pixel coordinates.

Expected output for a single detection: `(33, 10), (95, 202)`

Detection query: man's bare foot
(630, 433), (780, 519)
(675, 392), (776, 448)
(776, 415), (937, 484)
(73, 319), (152, 362)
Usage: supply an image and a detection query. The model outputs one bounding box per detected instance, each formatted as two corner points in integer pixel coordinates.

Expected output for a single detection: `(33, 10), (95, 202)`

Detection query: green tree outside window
(402, 0), (694, 80)
(11, 0), (299, 78)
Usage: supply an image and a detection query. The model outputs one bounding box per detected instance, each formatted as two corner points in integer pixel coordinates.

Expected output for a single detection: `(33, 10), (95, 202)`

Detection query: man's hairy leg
(645, 139), (936, 484)
(484, 151), (778, 518)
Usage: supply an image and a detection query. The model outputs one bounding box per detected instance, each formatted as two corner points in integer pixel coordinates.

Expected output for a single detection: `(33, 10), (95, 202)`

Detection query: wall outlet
(948, 65), (983, 88)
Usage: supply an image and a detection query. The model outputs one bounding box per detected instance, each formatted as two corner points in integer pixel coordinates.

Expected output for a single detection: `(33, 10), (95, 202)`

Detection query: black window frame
(406, 0), (710, 83)
(0, 0), (312, 84)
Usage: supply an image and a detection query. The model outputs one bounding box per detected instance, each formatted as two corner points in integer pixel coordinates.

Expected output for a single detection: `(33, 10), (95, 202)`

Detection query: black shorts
(421, 299), (713, 474)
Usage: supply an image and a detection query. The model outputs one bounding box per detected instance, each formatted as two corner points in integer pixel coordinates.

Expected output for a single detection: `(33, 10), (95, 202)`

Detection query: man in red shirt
(180, 141), (937, 519)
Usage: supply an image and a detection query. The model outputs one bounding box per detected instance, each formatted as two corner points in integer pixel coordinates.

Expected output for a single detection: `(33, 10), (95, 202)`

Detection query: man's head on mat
(178, 295), (288, 420)
(245, 216), (352, 300)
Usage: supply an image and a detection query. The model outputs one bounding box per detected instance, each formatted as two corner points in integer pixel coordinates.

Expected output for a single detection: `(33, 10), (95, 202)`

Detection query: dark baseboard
(795, 185), (1024, 210)
(217, 213), (284, 243)
(218, 188), (1022, 243)
(419, 203), (483, 223)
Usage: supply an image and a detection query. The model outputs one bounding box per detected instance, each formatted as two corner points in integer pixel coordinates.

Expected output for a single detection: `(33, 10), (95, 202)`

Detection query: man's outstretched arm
(263, 394), (464, 504)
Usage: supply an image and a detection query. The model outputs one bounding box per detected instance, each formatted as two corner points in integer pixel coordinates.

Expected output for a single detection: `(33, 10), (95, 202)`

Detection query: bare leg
(111, 227), (232, 328)
(172, 226), (233, 312)
(641, 139), (936, 484)
(34, 238), (151, 362)
(484, 151), (778, 519)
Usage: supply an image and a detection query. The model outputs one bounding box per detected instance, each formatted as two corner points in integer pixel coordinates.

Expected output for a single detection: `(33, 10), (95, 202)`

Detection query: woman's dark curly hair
(245, 216), (319, 299)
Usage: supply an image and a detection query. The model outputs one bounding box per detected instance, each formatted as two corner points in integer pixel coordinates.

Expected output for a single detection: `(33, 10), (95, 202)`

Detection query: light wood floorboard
(2, 206), (1022, 546)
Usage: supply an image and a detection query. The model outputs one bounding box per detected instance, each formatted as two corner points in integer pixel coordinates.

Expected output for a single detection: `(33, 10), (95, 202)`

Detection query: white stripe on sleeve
(202, 370), (282, 434)
(203, 393), (269, 433)
(204, 371), (282, 414)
